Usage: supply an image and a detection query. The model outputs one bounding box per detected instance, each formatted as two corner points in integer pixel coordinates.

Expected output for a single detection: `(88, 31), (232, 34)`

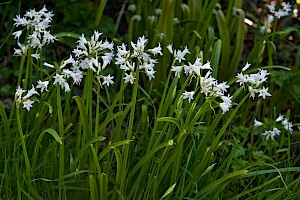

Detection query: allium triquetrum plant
(0, 3), (299, 200)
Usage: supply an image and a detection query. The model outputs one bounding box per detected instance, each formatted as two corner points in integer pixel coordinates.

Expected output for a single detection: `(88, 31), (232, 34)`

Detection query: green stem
(95, 82), (101, 137)
(120, 68), (140, 193)
(16, 106), (31, 178)
(57, 85), (65, 199)
(24, 48), (32, 89)
(17, 56), (25, 87)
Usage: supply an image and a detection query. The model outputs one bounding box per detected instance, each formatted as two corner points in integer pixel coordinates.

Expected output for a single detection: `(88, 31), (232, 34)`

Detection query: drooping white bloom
(15, 86), (26, 100)
(43, 62), (55, 68)
(219, 102), (230, 114)
(23, 84), (39, 99)
(282, 118), (293, 133)
(182, 91), (195, 103)
(12, 30), (23, 40)
(219, 95), (232, 114)
(276, 114), (285, 122)
(201, 61), (212, 70)
(242, 62), (251, 72)
(166, 44), (173, 54)
(14, 43), (28, 57)
(171, 66), (183, 78)
(148, 43), (162, 56)
(254, 119), (263, 128)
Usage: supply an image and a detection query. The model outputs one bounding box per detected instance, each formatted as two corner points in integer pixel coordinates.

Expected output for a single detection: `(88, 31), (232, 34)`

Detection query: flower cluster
(260, 1), (291, 34)
(12, 6), (57, 59)
(168, 46), (232, 114)
(70, 31), (114, 87)
(115, 36), (163, 84)
(15, 81), (49, 111)
(43, 30), (115, 93)
(236, 63), (271, 100)
(255, 114), (293, 140)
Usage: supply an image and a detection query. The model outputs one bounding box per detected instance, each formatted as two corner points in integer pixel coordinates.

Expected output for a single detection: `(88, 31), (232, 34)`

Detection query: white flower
(12, 30), (23, 40)
(148, 43), (162, 56)
(31, 53), (40, 60)
(201, 61), (212, 70)
(262, 130), (275, 140)
(36, 80), (49, 92)
(174, 46), (190, 63)
(282, 2), (292, 13)
(248, 86), (259, 99)
(101, 74), (114, 87)
(14, 43), (28, 57)
(267, 15), (274, 23)
(242, 62), (251, 72)
(43, 62), (55, 68)
(184, 63), (194, 75)
(13, 15), (28, 27)
(23, 84), (39, 99)
(236, 72), (248, 86)
(272, 127), (281, 136)
(70, 70), (83, 85)
(53, 73), (65, 85)
(219, 102), (230, 114)
(276, 114), (285, 122)
(282, 118), (293, 133)
(23, 99), (35, 111)
(258, 86), (271, 99)
(145, 69), (156, 80)
(216, 82), (229, 93)
(219, 96), (232, 114)
(131, 35), (147, 55)
(254, 119), (263, 128)
(171, 66), (183, 78)
(42, 30), (57, 44)
(182, 91), (195, 103)
(15, 86), (26, 100)
(167, 44), (173, 54)
(221, 95), (232, 105)
(124, 72), (135, 84)
(53, 73), (70, 92)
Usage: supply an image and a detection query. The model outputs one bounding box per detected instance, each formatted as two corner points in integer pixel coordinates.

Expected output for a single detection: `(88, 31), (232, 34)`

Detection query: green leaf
(194, 170), (248, 198)
(43, 128), (62, 145)
(89, 175), (99, 200)
(54, 32), (81, 39)
(158, 117), (182, 131)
